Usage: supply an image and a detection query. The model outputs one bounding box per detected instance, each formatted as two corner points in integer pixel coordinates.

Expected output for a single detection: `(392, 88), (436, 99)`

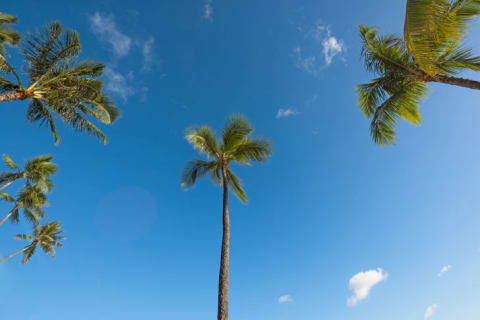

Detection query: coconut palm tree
(0, 12), (20, 54)
(357, 0), (480, 145)
(0, 183), (48, 226)
(0, 21), (119, 144)
(0, 221), (65, 264)
(0, 154), (56, 192)
(181, 114), (272, 320)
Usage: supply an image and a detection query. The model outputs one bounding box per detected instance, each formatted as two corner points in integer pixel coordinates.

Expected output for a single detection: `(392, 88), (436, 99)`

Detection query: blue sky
(1, 0), (480, 319)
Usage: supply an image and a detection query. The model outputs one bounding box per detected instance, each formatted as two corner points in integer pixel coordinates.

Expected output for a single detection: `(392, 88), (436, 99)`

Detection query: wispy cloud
(104, 68), (135, 102)
(203, 0), (214, 20)
(293, 22), (345, 75)
(425, 304), (438, 320)
(347, 268), (388, 307)
(278, 295), (293, 304)
(89, 12), (132, 57)
(142, 36), (155, 71)
(276, 108), (299, 119)
(437, 265), (452, 277)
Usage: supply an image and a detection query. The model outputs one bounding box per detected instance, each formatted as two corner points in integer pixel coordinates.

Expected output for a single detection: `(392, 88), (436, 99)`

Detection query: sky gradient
(1, 1), (480, 319)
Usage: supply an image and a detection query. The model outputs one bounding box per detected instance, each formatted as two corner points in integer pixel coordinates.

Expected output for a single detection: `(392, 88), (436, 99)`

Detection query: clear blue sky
(1, 1), (479, 319)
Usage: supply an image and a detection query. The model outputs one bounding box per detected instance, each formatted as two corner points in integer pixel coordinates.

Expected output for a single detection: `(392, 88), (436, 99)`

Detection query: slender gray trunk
(0, 91), (32, 102)
(431, 75), (480, 90)
(217, 165), (230, 320)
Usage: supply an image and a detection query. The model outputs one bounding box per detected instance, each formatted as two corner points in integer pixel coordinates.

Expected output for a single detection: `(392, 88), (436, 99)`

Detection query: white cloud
(347, 268), (388, 307)
(142, 36), (155, 71)
(89, 12), (132, 57)
(425, 304), (438, 320)
(293, 22), (345, 75)
(438, 265), (452, 277)
(322, 36), (344, 65)
(278, 295), (293, 304)
(276, 108), (299, 119)
(203, 0), (213, 20)
(104, 68), (135, 101)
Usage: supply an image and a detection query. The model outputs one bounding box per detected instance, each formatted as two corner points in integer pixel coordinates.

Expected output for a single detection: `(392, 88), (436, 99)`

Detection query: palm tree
(181, 114), (272, 320)
(0, 12), (20, 54)
(0, 221), (65, 264)
(0, 154), (56, 192)
(0, 183), (48, 226)
(0, 21), (119, 144)
(357, 0), (480, 145)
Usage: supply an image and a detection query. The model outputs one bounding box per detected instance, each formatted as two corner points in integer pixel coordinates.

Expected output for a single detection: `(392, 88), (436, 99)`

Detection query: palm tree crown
(0, 21), (120, 144)
(181, 114), (272, 201)
(357, 0), (480, 145)
(13, 221), (65, 264)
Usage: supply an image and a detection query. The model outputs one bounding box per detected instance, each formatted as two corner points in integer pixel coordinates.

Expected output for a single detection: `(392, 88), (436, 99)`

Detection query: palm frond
(22, 22), (80, 82)
(181, 160), (219, 188)
(404, 0), (480, 74)
(185, 126), (219, 158)
(230, 138), (272, 164)
(221, 114), (253, 153)
(226, 169), (247, 203)
(2, 154), (19, 171)
(0, 12), (20, 54)
(369, 80), (428, 146)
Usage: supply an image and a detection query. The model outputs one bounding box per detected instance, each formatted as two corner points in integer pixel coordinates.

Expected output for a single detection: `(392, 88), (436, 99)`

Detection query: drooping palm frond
(11, 183), (48, 224)
(225, 169), (247, 203)
(181, 160), (218, 188)
(0, 12), (20, 55)
(404, 0), (480, 74)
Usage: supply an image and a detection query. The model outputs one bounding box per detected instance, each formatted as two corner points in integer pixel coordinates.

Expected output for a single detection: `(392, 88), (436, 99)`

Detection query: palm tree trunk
(0, 203), (21, 226)
(0, 246), (27, 263)
(0, 91), (32, 102)
(0, 173), (23, 191)
(218, 165), (230, 320)
(432, 75), (480, 90)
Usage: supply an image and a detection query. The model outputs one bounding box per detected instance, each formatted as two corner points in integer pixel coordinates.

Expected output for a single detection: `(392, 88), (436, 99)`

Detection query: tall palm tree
(0, 221), (65, 264)
(357, 0), (480, 145)
(0, 21), (119, 144)
(0, 154), (56, 192)
(0, 12), (20, 54)
(181, 114), (272, 320)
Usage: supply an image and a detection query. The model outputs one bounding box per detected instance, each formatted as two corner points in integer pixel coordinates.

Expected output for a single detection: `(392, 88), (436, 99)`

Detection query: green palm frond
(185, 126), (219, 158)
(229, 137), (272, 164)
(369, 80), (428, 146)
(181, 160), (219, 188)
(404, 0), (480, 74)
(0, 192), (14, 203)
(434, 46), (480, 73)
(221, 114), (253, 153)
(0, 12), (20, 55)
(225, 169), (247, 203)
(2, 154), (19, 171)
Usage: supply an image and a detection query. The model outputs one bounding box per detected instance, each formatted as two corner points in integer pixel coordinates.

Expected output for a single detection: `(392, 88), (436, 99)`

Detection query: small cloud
(425, 304), (438, 320)
(437, 265), (452, 277)
(276, 108), (299, 119)
(89, 12), (132, 57)
(347, 268), (388, 307)
(104, 68), (135, 101)
(293, 22), (345, 75)
(322, 35), (344, 65)
(142, 36), (155, 71)
(278, 295), (293, 304)
(203, 0), (213, 20)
